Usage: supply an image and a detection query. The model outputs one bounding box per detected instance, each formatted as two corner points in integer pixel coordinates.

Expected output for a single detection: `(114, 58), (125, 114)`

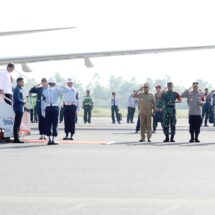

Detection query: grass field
(78, 108), (189, 118)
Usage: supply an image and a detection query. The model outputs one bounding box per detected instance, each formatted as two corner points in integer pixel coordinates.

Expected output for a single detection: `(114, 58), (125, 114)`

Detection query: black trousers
(37, 105), (46, 135)
(34, 107), (38, 122)
(45, 106), (59, 137)
(4, 94), (13, 106)
(64, 105), (76, 135)
(189, 115), (201, 139)
(136, 114), (140, 132)
(111, 105), (120, 123)
(60, 107), (64, 123)
(13, 112), (23, 140)
(30, 109), (34, 122)
(127, 107), (135, 123)
(202, 106), (210, 126)
(83, 105), (92, 123)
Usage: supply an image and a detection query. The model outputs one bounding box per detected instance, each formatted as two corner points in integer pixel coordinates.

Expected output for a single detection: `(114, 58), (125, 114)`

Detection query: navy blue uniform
(13, 86), (25, 141)
(29, 86), (46, 135)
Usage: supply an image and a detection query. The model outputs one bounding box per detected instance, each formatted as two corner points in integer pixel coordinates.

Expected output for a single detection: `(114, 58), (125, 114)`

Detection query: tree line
(24, 72), (213, 109)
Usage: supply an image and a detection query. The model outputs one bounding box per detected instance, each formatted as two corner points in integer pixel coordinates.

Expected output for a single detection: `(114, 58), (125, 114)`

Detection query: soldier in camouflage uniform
(162, 82), (181, 142)
(153, 85), (164, 133)
(83, 90), (93, 123)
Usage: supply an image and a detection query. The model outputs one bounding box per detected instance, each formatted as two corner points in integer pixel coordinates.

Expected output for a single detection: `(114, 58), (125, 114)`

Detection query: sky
(0, 0), (215, 88)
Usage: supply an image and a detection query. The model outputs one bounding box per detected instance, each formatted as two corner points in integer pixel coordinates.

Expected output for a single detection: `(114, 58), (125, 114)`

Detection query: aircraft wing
(0, 27), (75, 36)
(0, 45), (215, 65)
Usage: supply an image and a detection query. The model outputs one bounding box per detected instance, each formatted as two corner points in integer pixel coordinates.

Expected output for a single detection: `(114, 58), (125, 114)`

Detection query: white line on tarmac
(0, 197), (215, 206)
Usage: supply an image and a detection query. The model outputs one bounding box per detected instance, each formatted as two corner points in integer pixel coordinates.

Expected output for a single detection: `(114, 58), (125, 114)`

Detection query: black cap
(192, 82), (199, 86)
(167, 82), (173, 86)
(41, 78), (47, 82)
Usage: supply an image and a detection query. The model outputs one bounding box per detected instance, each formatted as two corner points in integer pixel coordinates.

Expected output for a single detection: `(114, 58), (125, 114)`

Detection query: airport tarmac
(0, 117), (215, 215)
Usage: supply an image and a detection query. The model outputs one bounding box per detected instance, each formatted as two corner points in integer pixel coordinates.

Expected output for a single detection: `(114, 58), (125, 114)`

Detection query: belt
(46, 104), (59, 107)
(64, 102), (76, 106)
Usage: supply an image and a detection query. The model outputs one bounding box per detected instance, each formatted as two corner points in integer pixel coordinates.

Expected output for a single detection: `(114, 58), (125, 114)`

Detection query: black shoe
(148, 139), (151, 142)
(70, 137), (74, 140)
(139, 139), (145, 142)
(170, 139), (175, 142)
(135, 130), (138, 133)
(52, 141), (59, 145)
(163, 138), (169, 142)
(63, 137), (69, 140)
(189, 139), (194, 143)
(47, 140), (53, 145)
(195, 139), (200, 143)
(13, 139), (24, 143)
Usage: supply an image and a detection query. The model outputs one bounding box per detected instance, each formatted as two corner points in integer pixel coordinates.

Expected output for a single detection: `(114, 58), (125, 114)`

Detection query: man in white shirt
(0, 63), (15, 105)
(127, 90), (138, 123)
(63, 78), (80, 140)
(111, 92), (120, 124)
(42, 77), (68, 145)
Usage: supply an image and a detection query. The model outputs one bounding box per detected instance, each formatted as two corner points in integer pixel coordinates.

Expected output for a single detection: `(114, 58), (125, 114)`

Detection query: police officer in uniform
(181, 82), (204, 142)
(63, 78), (80, 140)
(83, 90), (93, 124)
(162, 82), (181, 142)
(29, 78), (48, 140)
(134, 83), (155, 142)
(42, 77), (67, 145)
(153, 85), (164, 133)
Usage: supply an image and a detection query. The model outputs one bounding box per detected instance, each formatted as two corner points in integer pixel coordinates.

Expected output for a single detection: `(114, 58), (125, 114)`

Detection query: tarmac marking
(0, 197), (215, 205)
(59, 140), (107, 144)
(22, 140), (108, 145)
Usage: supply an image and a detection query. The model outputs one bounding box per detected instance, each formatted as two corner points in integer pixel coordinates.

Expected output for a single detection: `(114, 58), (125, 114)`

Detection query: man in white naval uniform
(62, 78), (80, 140)
(42, 77), (68, 145)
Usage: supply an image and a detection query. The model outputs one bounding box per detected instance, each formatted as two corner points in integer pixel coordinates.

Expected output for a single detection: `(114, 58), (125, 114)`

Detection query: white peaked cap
(48, 77), (57, 84)
(67, 78), (74, 83)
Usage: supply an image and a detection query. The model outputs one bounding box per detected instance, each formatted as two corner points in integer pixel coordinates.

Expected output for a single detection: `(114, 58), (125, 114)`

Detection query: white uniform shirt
(127, 96), (138, 108)
(63, 87), (80, 111)
(42, 86), (66, 106)
(0, 70), (13, 94)
(111, 97), (120, 107)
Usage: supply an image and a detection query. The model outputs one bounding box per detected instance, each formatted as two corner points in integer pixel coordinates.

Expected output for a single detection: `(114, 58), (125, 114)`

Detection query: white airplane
(1, 27), (215, 67)
(1, 27), (215, 139)
(1, 45), (215, 68)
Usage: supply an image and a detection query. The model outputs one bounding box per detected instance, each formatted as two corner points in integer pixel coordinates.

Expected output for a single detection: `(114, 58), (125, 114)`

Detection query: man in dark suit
(13, 78), (25, 143)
